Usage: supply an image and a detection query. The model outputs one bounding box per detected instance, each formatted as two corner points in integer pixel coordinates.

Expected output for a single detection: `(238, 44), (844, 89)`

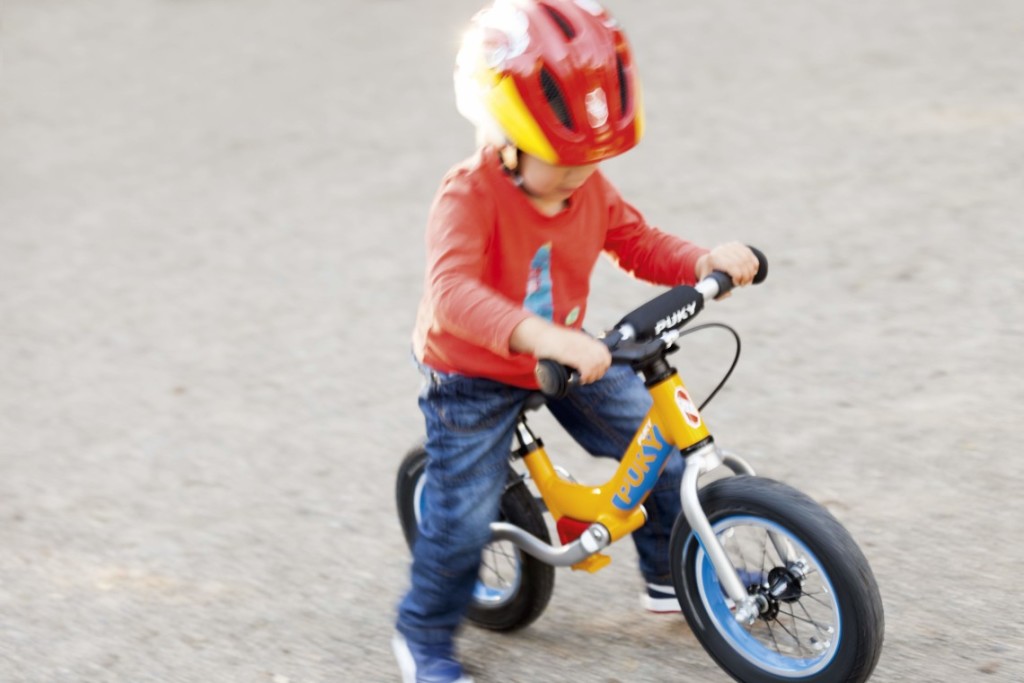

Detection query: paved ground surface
(2, 1), (1023, 681)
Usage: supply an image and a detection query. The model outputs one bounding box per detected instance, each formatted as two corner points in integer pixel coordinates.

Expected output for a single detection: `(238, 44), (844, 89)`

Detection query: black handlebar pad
(537, 246), (768, 396)
(614, 247), (766, 334)
(615, 286), (705, 340)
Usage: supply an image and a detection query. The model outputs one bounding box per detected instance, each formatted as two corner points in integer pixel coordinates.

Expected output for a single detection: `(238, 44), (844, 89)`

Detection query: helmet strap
(499, 145), (520, 175)
(499, 146), (539, 197)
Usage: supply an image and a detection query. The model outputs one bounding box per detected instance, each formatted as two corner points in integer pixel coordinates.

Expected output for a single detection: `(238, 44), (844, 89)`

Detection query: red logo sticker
(674, 387), (702, 428)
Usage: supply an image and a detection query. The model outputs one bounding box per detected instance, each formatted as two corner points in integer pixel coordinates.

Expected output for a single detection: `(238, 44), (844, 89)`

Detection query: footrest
(571, 552), (612, 573)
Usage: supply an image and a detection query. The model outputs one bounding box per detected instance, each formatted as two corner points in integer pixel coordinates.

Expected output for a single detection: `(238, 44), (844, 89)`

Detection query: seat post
(513, 415), (542, 459)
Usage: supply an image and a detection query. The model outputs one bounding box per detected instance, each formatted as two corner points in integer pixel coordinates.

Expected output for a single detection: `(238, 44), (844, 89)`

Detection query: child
(393, 1), (759, 681)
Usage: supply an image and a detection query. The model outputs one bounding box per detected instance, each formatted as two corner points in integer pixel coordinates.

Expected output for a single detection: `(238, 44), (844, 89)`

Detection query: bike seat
(522, 392), (546, 413)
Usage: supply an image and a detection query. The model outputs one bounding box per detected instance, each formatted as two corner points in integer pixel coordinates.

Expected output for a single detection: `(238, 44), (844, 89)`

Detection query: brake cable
(671, 322), (742, 411)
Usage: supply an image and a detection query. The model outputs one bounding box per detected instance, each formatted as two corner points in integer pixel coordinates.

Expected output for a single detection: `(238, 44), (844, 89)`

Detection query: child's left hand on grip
(537, 327), (611, 385)
(695, 242), (761, 287)
(511, 317), (611, 385)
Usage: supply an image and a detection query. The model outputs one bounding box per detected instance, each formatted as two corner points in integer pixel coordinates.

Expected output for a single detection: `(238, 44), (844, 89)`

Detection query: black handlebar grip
(535, 359), (572, 398)
(710, 245), (768, 299)
(708, 271), (735, 298)
(749, 245), (768, 285)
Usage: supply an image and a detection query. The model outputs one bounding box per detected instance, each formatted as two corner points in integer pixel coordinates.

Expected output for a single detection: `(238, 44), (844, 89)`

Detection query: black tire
(670, 475), (884, 683)
(395, 443), (555, 631)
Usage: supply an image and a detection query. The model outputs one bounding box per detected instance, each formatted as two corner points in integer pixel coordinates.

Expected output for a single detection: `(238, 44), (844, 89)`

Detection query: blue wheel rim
(692, 515), (842, 677)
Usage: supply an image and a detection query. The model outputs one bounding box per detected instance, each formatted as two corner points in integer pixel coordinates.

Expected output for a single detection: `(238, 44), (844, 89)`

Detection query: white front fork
(680, 443), (762, 625)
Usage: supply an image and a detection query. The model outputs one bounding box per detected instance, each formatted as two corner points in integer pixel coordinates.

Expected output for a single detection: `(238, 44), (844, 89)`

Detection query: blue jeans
(396, 363), (685, 646)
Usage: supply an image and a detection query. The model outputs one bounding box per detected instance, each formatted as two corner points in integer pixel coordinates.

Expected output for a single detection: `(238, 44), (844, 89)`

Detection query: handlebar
(535, 246), (768, 398)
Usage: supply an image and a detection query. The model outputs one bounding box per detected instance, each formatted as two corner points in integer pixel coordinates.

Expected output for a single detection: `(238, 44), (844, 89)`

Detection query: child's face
(518, 152), (599, 205)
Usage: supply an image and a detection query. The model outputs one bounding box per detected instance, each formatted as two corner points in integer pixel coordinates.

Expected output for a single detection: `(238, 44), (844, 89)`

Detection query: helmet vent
(540, 4), (576, 39)
(616, 55), (630, 115)
(540, 67), (575, 131)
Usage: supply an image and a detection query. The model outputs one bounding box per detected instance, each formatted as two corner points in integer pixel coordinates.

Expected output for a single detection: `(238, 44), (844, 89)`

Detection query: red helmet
(455, 0), (644, 166)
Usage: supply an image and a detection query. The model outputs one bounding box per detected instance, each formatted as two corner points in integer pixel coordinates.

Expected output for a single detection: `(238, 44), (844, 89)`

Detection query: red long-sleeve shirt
(413, 146), (708, 388)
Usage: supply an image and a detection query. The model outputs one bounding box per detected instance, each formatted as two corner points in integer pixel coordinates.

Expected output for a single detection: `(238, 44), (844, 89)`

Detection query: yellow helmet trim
(486, 76), (560, 164)
(633, 78), (645, 141)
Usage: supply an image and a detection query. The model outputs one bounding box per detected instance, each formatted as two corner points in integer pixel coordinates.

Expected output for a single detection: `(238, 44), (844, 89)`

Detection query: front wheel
(396, 444), (555, 631)
(670, 476), (884, 683)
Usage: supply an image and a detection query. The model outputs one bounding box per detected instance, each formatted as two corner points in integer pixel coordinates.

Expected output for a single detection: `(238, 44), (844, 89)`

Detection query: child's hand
(511, 318), (611, 384)
(695, 242), (760, 288)
(537, 327), (611, 384)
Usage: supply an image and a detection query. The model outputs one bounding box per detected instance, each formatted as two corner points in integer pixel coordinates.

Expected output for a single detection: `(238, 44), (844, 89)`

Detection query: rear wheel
(396, 444), (555, 631)
(670, 475), (884, 682)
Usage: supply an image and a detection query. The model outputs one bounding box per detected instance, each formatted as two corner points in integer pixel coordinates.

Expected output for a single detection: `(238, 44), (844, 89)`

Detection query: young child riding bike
(393, 1), (759, 681)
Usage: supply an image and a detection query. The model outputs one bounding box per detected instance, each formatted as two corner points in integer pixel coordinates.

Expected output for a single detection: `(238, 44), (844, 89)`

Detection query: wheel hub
(753, 566), (804, 621)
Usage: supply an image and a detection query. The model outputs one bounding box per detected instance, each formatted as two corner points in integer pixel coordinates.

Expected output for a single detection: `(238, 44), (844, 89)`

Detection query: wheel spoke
(763, 620), (784, 653)
(768, 617), (806, 653)
(779, 603), (835, 634)
(759, 542), (772, 582)
(797, 598), (836, 635)
(477, 540), (522, 597)
(799, 590), (835, 609)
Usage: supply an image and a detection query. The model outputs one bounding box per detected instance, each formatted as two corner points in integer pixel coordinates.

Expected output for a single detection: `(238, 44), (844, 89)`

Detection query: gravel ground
(2, 1), (1023, 681)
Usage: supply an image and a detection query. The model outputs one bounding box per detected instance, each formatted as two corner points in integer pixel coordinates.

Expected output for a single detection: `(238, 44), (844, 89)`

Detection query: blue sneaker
(392, 632), (474, 683)
(642, 582), (681, 613)
(738, 568), (768, 589)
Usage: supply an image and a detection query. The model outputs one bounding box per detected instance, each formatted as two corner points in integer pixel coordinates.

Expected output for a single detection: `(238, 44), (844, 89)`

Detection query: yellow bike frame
(518, 370), (710, 570)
